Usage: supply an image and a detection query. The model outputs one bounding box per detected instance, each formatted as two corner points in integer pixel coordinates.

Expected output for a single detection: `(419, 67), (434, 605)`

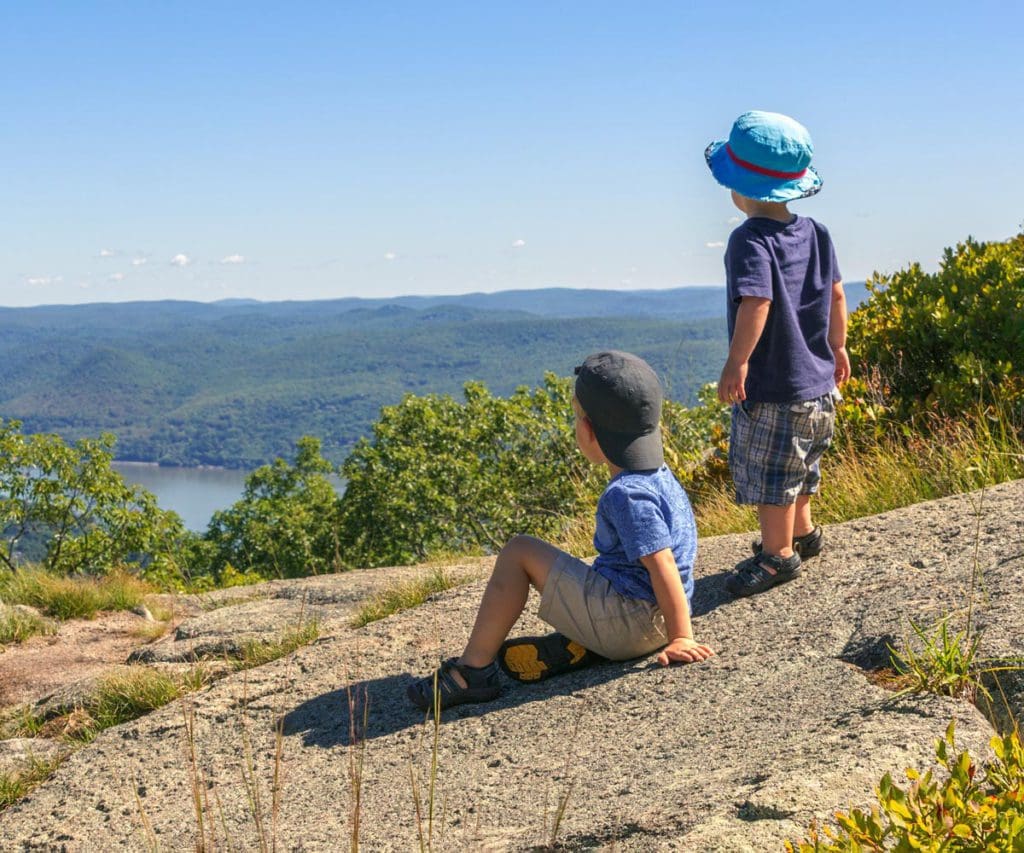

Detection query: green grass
(0, 754), (64, 810)
(350, 568), (470, 627)
(233, 620), (321, 670)
(0, 666), (213, 813)
(84, 667), (210, 735)
(0, 606), (56, 646)
(692, 405), (1024, 537)
(0, 568), (154, 620)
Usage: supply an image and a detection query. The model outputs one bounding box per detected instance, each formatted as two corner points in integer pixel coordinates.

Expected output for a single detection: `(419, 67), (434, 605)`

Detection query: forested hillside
(0, 285), (867, 468)
(0, 294), (717, 468)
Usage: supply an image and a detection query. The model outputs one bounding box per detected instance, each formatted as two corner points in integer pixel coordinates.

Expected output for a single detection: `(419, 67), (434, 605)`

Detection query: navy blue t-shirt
(725, 215), (842, 403)
(591, 465), (697, 606)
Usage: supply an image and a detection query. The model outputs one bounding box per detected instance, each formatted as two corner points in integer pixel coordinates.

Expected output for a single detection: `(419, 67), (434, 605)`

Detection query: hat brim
(705, 140), (822, 203)
(592, 426), (664, 471)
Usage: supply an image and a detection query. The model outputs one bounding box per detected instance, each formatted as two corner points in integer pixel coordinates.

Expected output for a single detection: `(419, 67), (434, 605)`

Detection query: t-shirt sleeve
(605, 485), (674, 563)
(829, 237), (842, 285)
(817, 221), (842, 285)
(726, 230), (773, 303)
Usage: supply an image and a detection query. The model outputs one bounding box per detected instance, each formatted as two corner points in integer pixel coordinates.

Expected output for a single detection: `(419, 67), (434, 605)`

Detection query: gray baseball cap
(574, 350), (664, 471)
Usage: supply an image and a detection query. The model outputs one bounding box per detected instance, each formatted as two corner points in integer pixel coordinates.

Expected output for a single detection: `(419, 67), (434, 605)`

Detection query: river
(111, 463), (349, 532)
(111, 463), (251, 531)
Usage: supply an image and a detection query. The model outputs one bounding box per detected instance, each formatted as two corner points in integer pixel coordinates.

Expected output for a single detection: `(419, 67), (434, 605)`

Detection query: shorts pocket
(738, 400), (759, 420)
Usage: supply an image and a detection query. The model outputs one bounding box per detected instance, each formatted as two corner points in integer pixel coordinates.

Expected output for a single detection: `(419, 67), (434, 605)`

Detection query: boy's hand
(717, 358), (748, 403)
(656, 637), (715, 666)
(832, 345), (851, 385)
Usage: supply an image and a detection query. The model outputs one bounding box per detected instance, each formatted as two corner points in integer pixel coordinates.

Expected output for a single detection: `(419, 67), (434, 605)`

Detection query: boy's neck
(605, 461), (623, 478)
(744, 199), (793, 223)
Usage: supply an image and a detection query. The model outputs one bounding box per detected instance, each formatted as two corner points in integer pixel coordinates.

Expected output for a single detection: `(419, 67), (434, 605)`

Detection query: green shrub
(0, 421), (196, 580)
(338, 376), (604, 568)
(204, 436), (343, 580)
(788, 722), (1024, 851)
(849, 232), (1024, 417)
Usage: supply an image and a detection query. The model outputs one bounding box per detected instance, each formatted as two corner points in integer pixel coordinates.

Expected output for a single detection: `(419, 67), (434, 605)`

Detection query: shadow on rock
(285, 657), (664, 747)
(690, 570), (734, 617)
(284, 569), (734, 747)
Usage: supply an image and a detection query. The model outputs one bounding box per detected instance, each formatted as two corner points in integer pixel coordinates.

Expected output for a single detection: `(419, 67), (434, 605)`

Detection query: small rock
(131, 604), (155, 622)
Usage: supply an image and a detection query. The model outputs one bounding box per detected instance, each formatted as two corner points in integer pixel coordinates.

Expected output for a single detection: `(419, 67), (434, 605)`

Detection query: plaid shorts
(729, 391), (837, 506)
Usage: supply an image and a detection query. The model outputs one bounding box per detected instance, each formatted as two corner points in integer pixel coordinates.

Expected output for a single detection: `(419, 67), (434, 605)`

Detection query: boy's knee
(501, 534), (542, 559)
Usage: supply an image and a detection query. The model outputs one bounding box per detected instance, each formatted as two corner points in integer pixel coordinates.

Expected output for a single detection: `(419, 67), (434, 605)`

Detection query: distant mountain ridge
(0, 284), (866, 468)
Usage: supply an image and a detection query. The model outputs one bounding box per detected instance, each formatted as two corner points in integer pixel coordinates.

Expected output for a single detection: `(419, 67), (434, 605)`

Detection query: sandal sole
(499, 634), (600, 683)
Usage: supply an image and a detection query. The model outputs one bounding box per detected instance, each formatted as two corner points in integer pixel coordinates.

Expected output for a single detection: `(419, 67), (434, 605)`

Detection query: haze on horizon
(1, 2), (1021, 309)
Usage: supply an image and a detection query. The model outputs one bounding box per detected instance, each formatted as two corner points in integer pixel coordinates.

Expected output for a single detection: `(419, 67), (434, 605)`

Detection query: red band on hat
(726, 144), (808, 180)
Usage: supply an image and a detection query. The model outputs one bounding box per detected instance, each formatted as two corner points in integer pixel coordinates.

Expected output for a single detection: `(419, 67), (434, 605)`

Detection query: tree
(204, 436), (342, 579)
(336, 375), (604, 569)
(0, 419), (193, 578)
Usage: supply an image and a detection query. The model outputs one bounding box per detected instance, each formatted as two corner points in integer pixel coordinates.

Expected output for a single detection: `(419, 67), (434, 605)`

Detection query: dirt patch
(0, 610), (171, 711)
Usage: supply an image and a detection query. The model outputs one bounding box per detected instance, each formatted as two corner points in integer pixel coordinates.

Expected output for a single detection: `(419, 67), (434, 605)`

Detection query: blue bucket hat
(705, 111), (822, 202)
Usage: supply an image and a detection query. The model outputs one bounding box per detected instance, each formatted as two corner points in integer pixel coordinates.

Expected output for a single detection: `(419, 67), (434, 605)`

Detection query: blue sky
(1, 2), (1021, 307)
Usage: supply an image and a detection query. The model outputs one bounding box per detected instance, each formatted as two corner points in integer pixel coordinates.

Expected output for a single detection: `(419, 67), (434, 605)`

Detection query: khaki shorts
(538, 551), (668, 660)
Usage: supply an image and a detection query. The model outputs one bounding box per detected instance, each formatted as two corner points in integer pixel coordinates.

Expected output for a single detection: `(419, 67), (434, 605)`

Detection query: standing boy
(705, 111), (850, 597)
(407, 350), (713, 712)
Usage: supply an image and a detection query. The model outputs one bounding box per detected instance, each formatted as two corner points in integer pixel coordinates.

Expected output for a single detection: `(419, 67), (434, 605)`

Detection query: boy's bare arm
(640, 548), (714, 666)
(717, 296), (771, 403)
(829, 280), (851, 385)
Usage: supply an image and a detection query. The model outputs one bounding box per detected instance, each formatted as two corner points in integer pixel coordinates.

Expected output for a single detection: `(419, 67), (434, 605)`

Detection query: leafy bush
(0, 420), (197, 581)
(204, 436), (342, 580)
(337, 376), (604, 568)
(662, 383), (732, 498)
(849, 232), (1024, 417)
(788, 722), (1024, 851)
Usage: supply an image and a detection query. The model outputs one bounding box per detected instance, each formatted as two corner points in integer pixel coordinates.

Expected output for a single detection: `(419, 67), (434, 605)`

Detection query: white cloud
(383, 251), (397, 261)
(27, 275), (61, 286)
(131, 257), (148, 267)
(99, 248), (116, 258)
(108, 272), (126, 282)
(727, 216), (742, 225)
(705, 241), (726, 249)
(220, 254), (245, 265)
(170, 253), (191, 267)
(511, 239), (526, 249)
(78, 282), (90, 289)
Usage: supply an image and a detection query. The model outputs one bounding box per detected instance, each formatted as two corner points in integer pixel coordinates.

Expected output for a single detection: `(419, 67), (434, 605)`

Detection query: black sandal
(406, 658), (501, 712)
(726, 552), (801, 598)
(498, 633), (606, 683)
(751, 526), (823, 559)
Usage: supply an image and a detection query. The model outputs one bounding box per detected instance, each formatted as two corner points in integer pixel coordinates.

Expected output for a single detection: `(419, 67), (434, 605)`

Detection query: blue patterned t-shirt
(591, 465), (697, 605)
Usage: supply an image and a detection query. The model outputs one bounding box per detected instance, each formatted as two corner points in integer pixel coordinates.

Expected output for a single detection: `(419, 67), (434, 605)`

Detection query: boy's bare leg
(757, 503), (796, 560)
(794, 494), (814, 538)
(451, 536), (563, 684)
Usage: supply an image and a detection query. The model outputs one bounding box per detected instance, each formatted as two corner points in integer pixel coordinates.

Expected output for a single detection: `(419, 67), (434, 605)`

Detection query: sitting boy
(407, 350), (713, 712)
